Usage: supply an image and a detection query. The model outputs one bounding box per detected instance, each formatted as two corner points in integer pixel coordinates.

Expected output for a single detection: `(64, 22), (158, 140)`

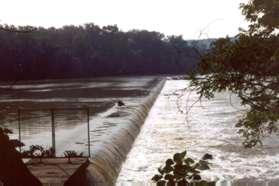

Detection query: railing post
(87, 108), (91, 157)
(18, 109), (22, 152)
(51, 109), (56, 156)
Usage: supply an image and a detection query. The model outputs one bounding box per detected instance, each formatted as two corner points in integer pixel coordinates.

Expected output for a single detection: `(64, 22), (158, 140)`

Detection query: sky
(0, 0), (248, 39)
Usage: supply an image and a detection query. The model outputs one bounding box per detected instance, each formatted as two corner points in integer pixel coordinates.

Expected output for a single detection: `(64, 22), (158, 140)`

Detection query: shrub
(152, 150), (214, 186)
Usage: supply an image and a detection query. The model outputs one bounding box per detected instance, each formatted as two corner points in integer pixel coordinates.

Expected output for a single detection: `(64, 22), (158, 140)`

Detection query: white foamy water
(117, 80), (279, 185)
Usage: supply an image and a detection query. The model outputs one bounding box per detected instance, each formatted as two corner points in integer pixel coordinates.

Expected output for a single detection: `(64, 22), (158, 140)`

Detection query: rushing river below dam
(117, 80), (279, 185)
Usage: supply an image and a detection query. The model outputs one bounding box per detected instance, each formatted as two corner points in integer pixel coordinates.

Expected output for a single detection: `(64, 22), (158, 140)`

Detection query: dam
(0, 76), (165, 185)
(2, 77), (279, 185)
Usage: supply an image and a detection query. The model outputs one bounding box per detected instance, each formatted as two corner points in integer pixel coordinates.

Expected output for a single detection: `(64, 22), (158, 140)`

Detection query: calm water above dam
(117, 80), (279, 185)
(0, 77), (158, 156)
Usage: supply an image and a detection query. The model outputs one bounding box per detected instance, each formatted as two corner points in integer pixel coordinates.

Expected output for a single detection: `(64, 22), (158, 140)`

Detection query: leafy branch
(152, 150), (214, 185)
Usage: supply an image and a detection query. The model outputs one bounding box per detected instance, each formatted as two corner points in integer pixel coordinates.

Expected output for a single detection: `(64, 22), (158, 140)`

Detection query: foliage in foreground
(64, 150), (84, 163)
(189, 0), (279, 148)
(21, 145), (55, 163)
(152, 151), (214, 185)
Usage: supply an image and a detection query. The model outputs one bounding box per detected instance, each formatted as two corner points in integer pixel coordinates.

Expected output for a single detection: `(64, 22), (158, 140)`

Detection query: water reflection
(1, 109), (88, 153)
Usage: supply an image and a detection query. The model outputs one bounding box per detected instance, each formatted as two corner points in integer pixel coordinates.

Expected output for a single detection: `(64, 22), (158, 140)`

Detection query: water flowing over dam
(86, 79), (166, 185)
(117, 80), (279, 186)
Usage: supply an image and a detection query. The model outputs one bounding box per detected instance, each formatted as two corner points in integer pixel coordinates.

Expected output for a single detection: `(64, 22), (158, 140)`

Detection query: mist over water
(117, 80), (279, 185)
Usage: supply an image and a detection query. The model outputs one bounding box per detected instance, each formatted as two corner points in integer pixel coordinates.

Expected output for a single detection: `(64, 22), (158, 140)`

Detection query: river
(117, 80), (279, 185)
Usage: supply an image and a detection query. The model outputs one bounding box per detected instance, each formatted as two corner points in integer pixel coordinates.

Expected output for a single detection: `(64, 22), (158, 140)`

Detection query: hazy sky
(0, 0), (248, 39)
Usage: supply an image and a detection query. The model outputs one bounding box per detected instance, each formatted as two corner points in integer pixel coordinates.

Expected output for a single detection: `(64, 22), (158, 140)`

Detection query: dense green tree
(240, 0), (279, 34)
(0, 24), (202, 81)
(189, 0), (279, 147)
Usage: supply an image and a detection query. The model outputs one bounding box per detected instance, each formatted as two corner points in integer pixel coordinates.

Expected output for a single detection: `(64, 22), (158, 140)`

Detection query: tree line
(0, 24), (206, 81)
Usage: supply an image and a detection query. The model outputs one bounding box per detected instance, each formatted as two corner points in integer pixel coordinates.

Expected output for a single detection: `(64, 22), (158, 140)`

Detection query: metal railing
(15, 108), (91, 157)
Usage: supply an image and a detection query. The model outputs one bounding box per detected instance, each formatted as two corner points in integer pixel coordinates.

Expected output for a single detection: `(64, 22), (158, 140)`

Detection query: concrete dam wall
(86, 79), (166, 186)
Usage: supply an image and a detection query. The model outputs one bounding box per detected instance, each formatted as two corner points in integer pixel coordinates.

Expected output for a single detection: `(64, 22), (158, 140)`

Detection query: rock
(117, 100), (125, 107)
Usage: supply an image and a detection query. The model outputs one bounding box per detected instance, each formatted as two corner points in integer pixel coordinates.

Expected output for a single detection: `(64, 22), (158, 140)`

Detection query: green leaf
(173, 164), (188, 178)
(180, 150), (187, 158)
(173, 151), (185, 164)
(157, 180), (166, 186)
(158, 167), (164, 175)
(192, 174), (202, 181)
(152, 174), (163, 182)
(173, 153), (182, 163)
(164, 174), (174, 181)
(196, 160), (210, 170)
(163, 165), (173, 173)
(177, 179), (188, 186)
(165, 158), (174, 166)
(184, 157), (195, 165)
(202, 153), (213, 160)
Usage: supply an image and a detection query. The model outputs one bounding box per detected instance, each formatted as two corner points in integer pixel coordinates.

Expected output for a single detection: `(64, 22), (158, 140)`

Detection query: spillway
(86, 79), (166, 185)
